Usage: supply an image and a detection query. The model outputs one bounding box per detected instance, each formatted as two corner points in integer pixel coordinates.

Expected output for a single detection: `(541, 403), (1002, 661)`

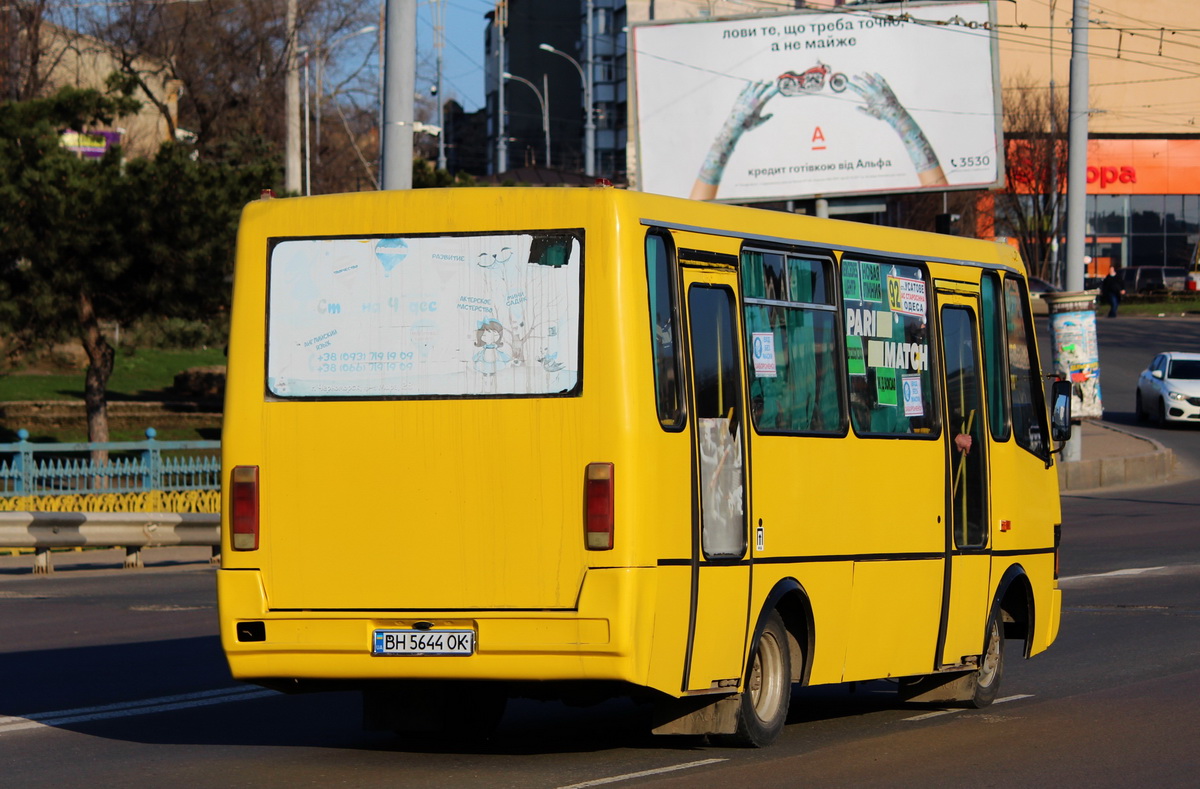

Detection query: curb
(1057, 422), (1176, 492)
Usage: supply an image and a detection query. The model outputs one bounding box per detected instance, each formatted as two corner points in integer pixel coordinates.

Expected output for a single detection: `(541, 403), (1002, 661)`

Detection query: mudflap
(651, 693), (741, 736)
(897, 671), (976, 704)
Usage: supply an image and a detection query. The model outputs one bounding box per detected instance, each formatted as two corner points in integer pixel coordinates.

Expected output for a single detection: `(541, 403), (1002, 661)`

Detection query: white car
(1136, 351), (1200, 425)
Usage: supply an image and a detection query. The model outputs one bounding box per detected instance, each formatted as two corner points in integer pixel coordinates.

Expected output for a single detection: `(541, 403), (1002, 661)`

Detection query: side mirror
(1050, 380), (1073, 443)
(1151, 369), (1164, 380)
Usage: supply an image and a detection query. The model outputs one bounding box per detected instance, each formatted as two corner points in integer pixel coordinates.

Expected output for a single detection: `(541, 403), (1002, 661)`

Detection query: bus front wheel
(718, 610), (791, 747)
(965, 611), (1004, 708)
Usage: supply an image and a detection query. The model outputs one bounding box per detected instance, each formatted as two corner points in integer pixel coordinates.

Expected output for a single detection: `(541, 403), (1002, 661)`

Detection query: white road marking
(557, 758), (729, 789)
(902, 693), (1033, 722)
(1060, 566), (1166, 584)
(0, 686), (279, 735)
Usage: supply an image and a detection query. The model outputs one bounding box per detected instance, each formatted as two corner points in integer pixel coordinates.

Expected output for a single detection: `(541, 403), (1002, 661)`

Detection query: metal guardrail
(0, 428), (220, 497)
(0, 511), (220, 574)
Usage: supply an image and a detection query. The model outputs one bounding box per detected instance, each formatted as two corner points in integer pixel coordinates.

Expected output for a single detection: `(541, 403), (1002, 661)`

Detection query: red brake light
(585, 462), (614, 550)
(230, 465), (260, 551)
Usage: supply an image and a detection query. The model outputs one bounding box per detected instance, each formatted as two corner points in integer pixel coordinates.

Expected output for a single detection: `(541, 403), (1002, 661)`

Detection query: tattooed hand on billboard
(690, 80), (780, 200)
(847, 72), (947, 187)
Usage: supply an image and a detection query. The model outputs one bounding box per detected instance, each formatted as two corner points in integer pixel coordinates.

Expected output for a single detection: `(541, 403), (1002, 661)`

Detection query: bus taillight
(585, 462), (614, 550)
(231, 465), (260, 551)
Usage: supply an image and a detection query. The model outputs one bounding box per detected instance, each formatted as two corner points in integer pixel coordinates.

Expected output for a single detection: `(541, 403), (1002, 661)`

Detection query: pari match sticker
(752, 332), (777, 378)
(886, 273), (926, 317)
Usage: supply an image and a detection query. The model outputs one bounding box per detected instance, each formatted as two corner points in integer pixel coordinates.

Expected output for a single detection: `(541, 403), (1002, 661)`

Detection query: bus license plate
(372, 629), (475, 656)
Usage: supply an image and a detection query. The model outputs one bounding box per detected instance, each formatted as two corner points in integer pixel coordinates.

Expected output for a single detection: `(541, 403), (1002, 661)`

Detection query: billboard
(631, 1), (1001, 202)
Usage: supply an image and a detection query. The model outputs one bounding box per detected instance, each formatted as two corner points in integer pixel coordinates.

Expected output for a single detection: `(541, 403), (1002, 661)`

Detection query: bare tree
(993, 74), (1069, 283)
(78, 1), (378, 165)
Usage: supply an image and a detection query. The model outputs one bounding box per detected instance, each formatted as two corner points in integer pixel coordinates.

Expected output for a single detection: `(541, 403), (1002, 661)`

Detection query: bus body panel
(260, 397), (591, 610)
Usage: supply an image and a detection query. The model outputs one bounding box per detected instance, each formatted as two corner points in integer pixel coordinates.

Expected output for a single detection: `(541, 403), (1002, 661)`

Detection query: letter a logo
(812, 127), (827, 151)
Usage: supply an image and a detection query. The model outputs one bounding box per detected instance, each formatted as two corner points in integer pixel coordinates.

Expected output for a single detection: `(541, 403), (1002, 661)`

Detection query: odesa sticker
(886, 272), (926, 318)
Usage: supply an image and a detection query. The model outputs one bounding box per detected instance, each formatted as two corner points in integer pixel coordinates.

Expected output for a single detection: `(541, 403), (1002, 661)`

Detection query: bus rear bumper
(217, 567), (654, 687)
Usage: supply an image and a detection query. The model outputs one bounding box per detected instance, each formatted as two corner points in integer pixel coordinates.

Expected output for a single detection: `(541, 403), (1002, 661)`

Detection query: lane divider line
(0, 687), (279, 735)
(557, 758), (729, 789)
(902, 693), (1034, 721)
(1060, 566), (1166, 583)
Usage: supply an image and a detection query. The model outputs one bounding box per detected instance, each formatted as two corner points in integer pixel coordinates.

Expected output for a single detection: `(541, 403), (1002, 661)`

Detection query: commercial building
(479, 0), (1199, 276)
(996, 0), (1200, 273)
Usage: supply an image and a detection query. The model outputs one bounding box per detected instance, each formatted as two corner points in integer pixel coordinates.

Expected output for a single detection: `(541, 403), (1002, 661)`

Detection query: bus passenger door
(682, 271), (751, 692)
(937, 295), (993, 668)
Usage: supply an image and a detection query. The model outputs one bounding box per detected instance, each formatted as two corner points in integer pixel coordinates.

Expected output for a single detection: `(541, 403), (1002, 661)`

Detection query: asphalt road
(2, 316), (1199, 788)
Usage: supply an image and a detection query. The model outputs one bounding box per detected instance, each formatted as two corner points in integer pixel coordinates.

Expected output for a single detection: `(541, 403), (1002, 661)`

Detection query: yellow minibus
(219, 186), (1069, 746)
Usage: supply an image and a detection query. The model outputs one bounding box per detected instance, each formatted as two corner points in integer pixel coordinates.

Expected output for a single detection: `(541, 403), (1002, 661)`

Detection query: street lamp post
(539, 42), (593, 176)
(503, 71), (550, 168)
(300, 25), (374, 191)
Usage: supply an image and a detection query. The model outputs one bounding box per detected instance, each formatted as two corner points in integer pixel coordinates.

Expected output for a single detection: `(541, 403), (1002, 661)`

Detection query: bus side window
(843, 259), (937, 438)
(980, 272), (1012, 441)
(646, 232), (684, 428)
(741, 249), (844, 434)
(1003, 277), (1050, 458)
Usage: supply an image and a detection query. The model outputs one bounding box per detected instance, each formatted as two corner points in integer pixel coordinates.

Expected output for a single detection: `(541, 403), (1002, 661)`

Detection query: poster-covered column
(1045, 291), (1101, 462)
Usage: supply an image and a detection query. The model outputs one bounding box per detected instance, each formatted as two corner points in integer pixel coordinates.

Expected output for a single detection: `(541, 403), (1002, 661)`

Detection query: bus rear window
(266, 232), (581, 398)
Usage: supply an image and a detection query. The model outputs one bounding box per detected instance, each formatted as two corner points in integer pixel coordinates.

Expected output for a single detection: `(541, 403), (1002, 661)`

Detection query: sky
(418, 0), (493, 112)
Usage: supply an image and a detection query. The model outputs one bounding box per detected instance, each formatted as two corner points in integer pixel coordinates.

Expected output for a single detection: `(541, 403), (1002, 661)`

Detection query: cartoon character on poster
(472, 319), (511, 376)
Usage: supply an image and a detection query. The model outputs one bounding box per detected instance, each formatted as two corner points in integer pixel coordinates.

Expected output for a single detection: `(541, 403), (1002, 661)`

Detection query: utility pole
(285, 0), (301, 193)
(584, 0), (595, 176)
(1064, 0), (1089, 292)
(496, 1), (508, 174)
(1047, 0), (1061, 287)
(1049, 0), (1095, 463)
(434, 0), (447, 171)
(381, 0), (417, 189)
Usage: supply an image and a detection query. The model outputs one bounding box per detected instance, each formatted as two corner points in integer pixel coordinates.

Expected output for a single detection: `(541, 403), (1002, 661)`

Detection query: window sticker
(751, 332), (778, 378)
(874, 311), (893, 338)
(902, 374), (924, 417)
(841, 259), (861, 302)
(846, 335), (866, 376)
(859, 262), (883, 303)
(267, 233), (581, 398)
(866, 339), (929, 372)
(875, 367), (898, 406)
(886, 268), (927, 317)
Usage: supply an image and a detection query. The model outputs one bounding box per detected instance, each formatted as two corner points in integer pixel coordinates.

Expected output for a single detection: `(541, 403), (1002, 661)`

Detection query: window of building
(594, 55), (615, 84)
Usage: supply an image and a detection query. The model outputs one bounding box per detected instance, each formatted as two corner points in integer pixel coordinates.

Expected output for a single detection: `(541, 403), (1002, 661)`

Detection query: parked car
(1135, 351), (1200, 425)
(1027, 275), (1061, 315)
(1120, 266), (1188, 293)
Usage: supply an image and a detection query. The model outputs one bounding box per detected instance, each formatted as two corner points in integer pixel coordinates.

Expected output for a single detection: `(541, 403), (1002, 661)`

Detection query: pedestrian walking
(1100, 267), (1126, 317)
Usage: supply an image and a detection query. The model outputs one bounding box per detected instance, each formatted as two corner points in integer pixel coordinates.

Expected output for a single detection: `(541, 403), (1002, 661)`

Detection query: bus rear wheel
(717, 610), (791, 747)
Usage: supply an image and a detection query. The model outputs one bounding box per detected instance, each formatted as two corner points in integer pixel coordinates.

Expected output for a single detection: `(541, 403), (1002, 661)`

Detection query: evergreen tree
(0, 84), (279, 442)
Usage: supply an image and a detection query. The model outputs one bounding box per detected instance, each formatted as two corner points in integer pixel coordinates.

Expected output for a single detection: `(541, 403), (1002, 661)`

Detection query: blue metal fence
(0, 429), (220, 497)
